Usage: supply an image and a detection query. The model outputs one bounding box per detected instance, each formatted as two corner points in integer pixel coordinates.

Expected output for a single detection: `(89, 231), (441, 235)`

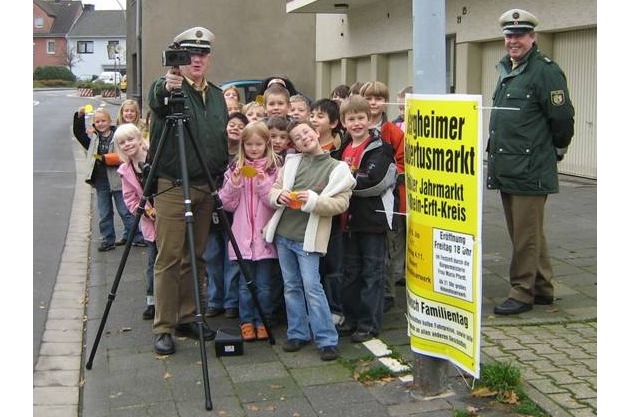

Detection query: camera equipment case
(214, 328), (244, 357)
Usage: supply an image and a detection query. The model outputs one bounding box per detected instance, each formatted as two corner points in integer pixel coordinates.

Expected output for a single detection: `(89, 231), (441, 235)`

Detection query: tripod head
(166, 88), (187, 117)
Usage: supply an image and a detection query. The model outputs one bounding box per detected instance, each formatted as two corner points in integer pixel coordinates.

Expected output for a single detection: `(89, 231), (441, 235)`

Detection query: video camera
(162, 48), (191, 67)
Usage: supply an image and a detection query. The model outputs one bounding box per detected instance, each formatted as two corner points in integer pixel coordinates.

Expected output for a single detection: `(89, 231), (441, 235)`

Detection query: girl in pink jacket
(218, 121), (280, 342)
(114, 123), (156, 320)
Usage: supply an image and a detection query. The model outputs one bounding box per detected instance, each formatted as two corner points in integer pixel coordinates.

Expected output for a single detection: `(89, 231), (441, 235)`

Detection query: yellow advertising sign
(404, 94), (483, 377)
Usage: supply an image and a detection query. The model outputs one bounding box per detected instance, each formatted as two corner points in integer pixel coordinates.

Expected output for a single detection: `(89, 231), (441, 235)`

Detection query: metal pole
(410, 0), (450, 397)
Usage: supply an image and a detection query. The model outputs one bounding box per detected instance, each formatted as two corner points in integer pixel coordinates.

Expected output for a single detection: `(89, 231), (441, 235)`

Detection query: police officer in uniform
(487, 9), (575, 315)
(147, 26), (229, 354)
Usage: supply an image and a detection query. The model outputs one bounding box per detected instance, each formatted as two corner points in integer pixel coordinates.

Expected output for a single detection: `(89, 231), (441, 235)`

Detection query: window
(77, 41), (94, 54)
(107, 41), (120, 59)
(47, 40), (55, 54)
(34, 17), (44, 28)
(446, 35), (456, 93)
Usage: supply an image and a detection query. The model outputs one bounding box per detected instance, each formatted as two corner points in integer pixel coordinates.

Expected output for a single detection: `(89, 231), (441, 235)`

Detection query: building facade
(287, 0), (597, 179)
(124, 0), (317, 112)
(67, 7), (126, 80)
(33, 0), (83, 70)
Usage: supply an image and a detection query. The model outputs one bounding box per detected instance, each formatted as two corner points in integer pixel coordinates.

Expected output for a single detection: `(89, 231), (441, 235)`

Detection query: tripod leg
(183, 122), (276, 345)
(172, 117), (213, 410)
(85, 121), (171, 370)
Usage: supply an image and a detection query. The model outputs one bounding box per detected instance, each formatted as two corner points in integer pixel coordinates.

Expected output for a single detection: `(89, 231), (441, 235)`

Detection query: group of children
(74, 79), (410, 362)
(203, 80), (408, 360)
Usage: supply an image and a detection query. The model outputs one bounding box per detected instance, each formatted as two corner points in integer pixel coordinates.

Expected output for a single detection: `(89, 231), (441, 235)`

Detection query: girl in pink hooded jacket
(218, 121), (280, 342)
(114, 123), (155, 320)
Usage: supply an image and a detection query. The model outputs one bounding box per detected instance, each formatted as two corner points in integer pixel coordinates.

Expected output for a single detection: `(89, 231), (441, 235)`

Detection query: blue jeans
(146, 240), (157, 299)
(275, 235), (338, 349)
(238, 259), (274, 327)
(341, 231), (386, 335)
(203, 231), (239, 310)
(95, 176), (139, 244)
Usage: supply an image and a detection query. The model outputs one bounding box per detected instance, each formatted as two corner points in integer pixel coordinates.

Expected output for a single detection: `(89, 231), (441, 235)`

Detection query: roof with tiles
(33, 0), (83, 35)
(68, 8), (126, 38)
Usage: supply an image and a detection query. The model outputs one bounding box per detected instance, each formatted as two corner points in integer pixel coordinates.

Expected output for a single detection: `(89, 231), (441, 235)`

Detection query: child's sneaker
(240, 323), (256, 342)
(256, 325), (269, 340)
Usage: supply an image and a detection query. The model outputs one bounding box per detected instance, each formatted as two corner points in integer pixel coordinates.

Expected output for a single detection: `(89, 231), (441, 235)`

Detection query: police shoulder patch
(550, 90), (565, 106)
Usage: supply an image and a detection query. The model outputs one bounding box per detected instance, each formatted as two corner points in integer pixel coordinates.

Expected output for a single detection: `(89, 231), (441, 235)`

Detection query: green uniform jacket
(147, 77), (229, 185)
(487, 43), (575, 195)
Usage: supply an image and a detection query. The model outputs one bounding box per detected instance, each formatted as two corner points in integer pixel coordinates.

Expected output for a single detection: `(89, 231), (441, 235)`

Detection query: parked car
(119, 75), (127, 92)
(219, 79), (263, 104)
(97, 71), (123, 85)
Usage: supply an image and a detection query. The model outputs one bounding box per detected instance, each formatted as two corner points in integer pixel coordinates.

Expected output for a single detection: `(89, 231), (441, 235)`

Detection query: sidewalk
(33, 138), (596, 416)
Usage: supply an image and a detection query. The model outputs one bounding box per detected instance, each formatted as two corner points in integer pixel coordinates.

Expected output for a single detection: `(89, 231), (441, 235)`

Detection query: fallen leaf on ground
(504, 390), (519, 404)
(472, 386), (497, 397)
(163, 371), (172, 379)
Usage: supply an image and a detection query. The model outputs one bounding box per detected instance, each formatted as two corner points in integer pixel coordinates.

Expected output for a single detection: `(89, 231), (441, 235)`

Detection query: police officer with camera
(147, 26), (229, 355)
(487, 10), (575, 315)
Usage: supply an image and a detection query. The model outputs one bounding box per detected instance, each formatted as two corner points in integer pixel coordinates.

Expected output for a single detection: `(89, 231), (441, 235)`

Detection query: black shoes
(225, 308), (239, 319)
(142, 305), (155, 320)
(534, 295), (555, 305)
(98, 242), (116, 252)
(175, 322), (217, 341)
(319, 346), (339, 361)
(494, 298), (533, 315)
(132, 240), (147, 247)
(337, 323), (356, 337)
(350, 331), (374, 343)
(154, 333), (175, 355)
(282, 339), (310, 352)
(115, 238), (127, 246)
(205, 307), (225, 317)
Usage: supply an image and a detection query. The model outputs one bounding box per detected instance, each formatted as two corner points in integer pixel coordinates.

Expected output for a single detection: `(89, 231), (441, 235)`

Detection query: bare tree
(59, 46), (82, 74)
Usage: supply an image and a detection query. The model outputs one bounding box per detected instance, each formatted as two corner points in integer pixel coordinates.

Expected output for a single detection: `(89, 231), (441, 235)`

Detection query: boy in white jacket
(265, 120), (356, 361)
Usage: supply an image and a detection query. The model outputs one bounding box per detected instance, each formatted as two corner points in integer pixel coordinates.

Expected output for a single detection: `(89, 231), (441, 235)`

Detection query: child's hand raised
(230, 169), (242, 186)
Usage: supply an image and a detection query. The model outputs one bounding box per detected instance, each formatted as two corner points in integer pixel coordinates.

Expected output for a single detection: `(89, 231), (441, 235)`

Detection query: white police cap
(172, 26), (215, 53)
(499, 9), (539, 35)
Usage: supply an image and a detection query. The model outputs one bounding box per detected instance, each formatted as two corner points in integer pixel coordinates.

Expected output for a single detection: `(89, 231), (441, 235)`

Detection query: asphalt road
(32, 89), (121, 365)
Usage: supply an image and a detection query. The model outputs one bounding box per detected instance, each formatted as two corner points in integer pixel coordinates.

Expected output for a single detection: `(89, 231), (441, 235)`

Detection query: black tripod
(85, 88), (275, 411)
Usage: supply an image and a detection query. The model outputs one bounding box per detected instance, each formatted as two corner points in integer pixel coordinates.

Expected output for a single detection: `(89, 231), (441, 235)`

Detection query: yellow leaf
(240, 165), (259, 178)
(472, 386), (497, 397)
(265, 405), (277, 411)
(246, 405), (260, 411)
(163, 371), (172, 379)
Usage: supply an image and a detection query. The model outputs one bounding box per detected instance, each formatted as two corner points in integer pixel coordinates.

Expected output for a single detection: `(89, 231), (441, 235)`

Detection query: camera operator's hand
(164, 68), (183, 92)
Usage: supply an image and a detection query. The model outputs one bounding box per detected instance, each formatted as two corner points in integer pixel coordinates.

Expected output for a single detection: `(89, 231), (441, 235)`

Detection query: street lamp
(114, 53), (120, 98)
